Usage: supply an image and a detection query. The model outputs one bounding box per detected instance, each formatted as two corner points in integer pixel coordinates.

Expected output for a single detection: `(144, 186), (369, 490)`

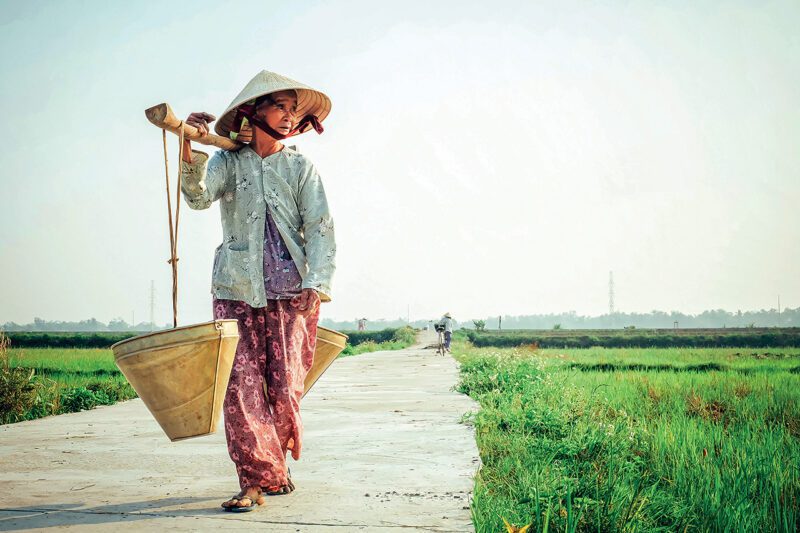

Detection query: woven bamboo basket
(113, 321), (346, 441)
(304, 326), (348, 396)
(112, 320), (239, 442)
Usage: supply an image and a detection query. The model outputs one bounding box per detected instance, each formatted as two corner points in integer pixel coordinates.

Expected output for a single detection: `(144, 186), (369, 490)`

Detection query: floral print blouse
(180, 145), (336, 307)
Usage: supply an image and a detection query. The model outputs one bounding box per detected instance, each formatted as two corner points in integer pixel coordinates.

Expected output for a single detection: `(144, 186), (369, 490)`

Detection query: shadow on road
(0, 496), (236, 530)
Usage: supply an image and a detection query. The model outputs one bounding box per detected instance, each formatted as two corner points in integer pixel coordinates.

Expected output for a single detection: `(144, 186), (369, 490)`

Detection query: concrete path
(0, 331), (480, 532)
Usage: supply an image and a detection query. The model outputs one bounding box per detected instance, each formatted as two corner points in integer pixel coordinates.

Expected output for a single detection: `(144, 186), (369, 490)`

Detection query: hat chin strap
(232, 104), (324, 140)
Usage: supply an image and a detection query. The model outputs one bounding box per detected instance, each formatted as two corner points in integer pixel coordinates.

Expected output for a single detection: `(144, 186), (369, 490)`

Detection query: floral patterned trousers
(213, 297), (319, 490)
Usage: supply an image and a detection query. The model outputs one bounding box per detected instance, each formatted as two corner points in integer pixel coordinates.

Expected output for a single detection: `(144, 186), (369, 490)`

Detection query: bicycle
(434, 324), (447, 356)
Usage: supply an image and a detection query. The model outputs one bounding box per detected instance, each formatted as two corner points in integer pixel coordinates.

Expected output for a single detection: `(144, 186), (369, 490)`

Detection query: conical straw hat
(215, 70), (331, 139)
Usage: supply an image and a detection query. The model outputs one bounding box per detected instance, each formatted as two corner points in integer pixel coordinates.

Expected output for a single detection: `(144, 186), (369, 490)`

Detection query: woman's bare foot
(221, 486), (265, 511)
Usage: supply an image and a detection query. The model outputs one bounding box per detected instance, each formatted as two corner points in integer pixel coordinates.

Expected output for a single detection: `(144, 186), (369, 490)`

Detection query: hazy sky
(1, 0), (798, 326)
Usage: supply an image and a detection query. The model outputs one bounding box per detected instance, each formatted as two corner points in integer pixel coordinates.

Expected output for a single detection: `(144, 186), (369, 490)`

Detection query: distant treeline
(1, 318), (166, 333)
(322, 319), (431, 331)
(6, 327), (414, 350)
(1, 316), (426, 333)
(6, 332), (137, 349)
(465, 328), (800, 349)
(3, 307), (798, 333)
(478, 308), (800, 329)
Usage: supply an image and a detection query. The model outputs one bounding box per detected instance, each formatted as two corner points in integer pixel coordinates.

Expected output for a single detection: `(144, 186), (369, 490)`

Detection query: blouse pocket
(212, 245), (253, 293)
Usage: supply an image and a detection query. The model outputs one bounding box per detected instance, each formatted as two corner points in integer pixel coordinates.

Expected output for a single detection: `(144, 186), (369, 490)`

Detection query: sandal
(221, 491), (263, 513)
(262, 467), (295, 496)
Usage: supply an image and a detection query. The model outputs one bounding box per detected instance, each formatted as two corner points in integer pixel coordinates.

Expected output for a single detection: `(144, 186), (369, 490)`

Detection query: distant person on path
(180, 71), (336, 512)
(357, 317), (367, 331)
(439, 312), (455, 352)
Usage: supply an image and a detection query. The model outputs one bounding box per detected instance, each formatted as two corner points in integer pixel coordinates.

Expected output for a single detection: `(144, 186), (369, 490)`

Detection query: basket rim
(110, 319), (240, 351)
(111, 321), (348, 352)
(317, 325), (349, 340)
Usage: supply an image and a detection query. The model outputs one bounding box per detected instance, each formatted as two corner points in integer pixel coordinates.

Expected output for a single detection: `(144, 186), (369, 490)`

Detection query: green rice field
(1, 347), (137, 424)
(10, 347), (119, 374)
(453, 341), (800, 532)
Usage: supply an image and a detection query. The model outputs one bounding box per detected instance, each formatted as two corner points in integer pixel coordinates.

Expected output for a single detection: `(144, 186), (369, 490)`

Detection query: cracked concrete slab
(0, 330), (480, 532)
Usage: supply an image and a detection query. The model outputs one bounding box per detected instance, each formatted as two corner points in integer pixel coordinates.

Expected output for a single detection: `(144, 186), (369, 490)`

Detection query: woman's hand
(186, 112), (216, 135)
(291, 288), (320, 313)
(181, 112), (216, 162)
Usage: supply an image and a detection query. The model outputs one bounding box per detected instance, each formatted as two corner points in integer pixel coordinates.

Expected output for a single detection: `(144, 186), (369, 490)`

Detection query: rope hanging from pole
(161, 124), (184, 328)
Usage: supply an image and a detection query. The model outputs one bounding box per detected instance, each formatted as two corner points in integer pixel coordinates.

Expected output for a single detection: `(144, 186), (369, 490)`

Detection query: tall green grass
(340, 326), (417, 356)
(2, 346), (136, 424)
(454, 342), (800, 532)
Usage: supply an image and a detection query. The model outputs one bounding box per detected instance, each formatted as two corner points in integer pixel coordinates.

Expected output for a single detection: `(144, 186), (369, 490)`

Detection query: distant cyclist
(438, 312), (455, 352)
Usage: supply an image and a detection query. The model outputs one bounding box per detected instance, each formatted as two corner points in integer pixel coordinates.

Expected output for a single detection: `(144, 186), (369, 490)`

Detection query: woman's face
(255, 90), (298, 136)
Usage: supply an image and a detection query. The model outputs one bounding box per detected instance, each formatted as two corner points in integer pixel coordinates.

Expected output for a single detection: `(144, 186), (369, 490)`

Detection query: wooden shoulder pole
(145, 103), (245, 151)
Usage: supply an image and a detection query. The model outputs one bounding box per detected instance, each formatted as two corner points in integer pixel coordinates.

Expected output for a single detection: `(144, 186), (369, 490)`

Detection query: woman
(179, 70), (336, 512)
